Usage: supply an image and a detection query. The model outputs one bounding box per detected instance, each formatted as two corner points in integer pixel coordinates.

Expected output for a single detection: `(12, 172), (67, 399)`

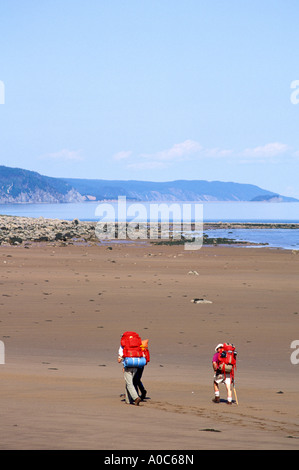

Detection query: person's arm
(212, 352), (219, 372)
(118, 346), (123, 363)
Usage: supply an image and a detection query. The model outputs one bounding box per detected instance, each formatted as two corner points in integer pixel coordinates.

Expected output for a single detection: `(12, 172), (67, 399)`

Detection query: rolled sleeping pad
(123, 357), (146, 368)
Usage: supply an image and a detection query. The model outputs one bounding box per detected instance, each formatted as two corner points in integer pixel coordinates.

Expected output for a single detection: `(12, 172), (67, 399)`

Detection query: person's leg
(133, 367), (141, 394)
(225, 377), (232, 404)
(134, 367), (147, 399)
(213, 376), (220, 403)
(138, 367), (147, 400)
(124, 367), (140, 404)
(124, 382), (132, 404)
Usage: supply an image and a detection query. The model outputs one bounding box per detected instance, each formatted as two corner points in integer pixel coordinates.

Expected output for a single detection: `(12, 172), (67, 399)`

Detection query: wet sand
(0, 241), (298, 449)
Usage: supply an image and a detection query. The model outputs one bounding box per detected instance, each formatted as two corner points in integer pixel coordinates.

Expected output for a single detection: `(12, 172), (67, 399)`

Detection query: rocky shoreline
(0, 215), (298, 247)
(0, 215), (97, 246)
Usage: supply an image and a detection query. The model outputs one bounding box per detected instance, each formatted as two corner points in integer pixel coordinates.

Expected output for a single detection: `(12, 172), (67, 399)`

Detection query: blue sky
(1, 0), (299, 198)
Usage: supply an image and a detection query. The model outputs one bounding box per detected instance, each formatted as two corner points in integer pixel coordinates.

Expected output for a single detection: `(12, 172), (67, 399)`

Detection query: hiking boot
(226, 400), (232, 405)
(140, 390), (147, 401)
(134, 397), (141, 406)
(212, 397), (220, 403)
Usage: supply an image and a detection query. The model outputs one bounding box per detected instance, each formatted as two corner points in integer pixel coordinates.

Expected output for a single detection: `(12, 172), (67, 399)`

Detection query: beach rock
(34, 236), (49, 242)
(191, 298), (212, 304)
(8, 236), (23, 245)
(55, 232), (66, 241)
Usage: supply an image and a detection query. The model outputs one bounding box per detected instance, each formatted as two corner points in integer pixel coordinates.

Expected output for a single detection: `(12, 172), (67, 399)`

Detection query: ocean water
(202, 228), (299, 250)
(0, 201), (298, 222)
(0, 201), (298, 250)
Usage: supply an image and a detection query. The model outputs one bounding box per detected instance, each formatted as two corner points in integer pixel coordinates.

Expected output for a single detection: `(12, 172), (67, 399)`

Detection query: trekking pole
(233, 385), (239, 405)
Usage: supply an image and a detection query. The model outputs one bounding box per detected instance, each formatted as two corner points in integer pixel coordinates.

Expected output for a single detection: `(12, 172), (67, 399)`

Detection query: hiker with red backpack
(212, 343), (237, 405)
(118, 331), (149, 406)
(133, 339), (150, 401)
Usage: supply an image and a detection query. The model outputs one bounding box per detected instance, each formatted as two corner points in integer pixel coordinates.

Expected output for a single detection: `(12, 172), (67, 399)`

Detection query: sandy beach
(0, 239), (298, 450)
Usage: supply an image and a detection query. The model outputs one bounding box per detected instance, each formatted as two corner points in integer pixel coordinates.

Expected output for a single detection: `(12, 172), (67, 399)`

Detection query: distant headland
(0, 165), (297, 204)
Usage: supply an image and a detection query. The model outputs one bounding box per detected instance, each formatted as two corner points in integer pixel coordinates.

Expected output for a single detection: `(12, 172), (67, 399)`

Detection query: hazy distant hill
(63, 177), (297, 203)
(0, 165), (297, 203)
(0, 166), (84, 203)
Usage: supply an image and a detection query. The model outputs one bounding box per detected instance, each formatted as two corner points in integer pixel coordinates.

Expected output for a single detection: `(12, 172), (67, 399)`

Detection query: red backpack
(121, 331), (143, 358)
(218, 343), (237, 378)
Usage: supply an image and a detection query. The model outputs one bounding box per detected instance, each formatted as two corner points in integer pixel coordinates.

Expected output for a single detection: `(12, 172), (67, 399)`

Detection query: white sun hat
(215, 343), (223, 352)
